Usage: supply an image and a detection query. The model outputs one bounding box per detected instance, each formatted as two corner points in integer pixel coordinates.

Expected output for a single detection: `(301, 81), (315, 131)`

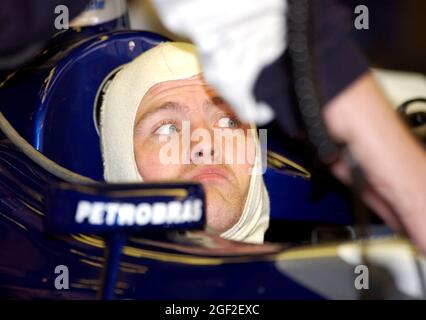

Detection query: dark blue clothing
(254, 0), (369, 139)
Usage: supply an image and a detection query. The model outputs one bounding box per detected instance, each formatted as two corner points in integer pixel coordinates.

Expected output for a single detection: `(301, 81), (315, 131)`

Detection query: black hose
(287, 0), (340, 165)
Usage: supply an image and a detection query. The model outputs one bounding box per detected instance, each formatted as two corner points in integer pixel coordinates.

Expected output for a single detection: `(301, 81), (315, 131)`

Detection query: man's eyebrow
(136, 101), (188, 127)
(205, 96), (226, 107)
(204, 96), (237, 116)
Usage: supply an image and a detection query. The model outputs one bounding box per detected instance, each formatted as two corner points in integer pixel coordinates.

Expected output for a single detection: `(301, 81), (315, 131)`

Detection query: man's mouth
(188, 166), (230, 183)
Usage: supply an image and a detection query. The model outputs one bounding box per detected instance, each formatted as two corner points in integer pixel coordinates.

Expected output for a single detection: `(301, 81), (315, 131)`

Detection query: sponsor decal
(75, 199), (203, 226)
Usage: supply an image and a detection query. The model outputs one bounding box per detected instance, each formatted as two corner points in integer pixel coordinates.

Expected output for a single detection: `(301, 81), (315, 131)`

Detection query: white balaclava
(100, 42), (270, 243)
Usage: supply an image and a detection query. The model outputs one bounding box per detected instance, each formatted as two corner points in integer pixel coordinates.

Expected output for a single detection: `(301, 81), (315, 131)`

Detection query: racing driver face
(133, 74), (255, 234)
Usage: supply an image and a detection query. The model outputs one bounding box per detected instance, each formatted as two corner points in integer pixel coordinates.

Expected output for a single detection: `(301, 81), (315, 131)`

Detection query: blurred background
(340, 0), (426, 74)
(127, 0), (426, 74)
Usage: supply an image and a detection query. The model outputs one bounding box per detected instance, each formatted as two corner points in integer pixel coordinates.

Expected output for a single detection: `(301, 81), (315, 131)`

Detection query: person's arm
(323, 71), (426, 252)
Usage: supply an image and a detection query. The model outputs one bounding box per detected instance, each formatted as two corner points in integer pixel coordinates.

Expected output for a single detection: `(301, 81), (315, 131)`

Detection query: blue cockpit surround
(32, 31), (168, 181)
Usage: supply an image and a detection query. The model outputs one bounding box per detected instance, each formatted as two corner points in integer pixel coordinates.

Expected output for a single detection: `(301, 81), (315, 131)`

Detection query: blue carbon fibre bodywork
(0, 141), (324, 299)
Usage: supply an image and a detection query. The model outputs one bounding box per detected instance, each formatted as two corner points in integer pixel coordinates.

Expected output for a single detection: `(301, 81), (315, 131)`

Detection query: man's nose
(191, 147), (214, 164)
(190, 125), (220, 164)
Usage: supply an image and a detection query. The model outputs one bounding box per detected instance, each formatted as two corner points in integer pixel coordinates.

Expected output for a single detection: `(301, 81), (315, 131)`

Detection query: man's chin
(203, 187), (243, 234)
(203, 184), (232, 204)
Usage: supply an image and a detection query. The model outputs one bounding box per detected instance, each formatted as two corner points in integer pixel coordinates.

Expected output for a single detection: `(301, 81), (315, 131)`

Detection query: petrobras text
(75, 199), (203, 226)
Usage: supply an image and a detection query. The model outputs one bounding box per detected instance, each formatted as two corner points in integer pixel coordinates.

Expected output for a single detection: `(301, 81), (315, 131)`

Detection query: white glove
(151, 0), (287, 125)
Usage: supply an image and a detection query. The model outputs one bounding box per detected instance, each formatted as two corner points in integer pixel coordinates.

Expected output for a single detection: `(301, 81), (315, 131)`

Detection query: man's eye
(217, 117), (238, 129)
(155, 123), (179, 135)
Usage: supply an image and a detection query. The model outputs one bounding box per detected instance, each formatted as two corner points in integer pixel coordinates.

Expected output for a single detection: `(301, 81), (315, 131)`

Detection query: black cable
(287, 0), (371, 235)
(287, 0), (340, 166)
